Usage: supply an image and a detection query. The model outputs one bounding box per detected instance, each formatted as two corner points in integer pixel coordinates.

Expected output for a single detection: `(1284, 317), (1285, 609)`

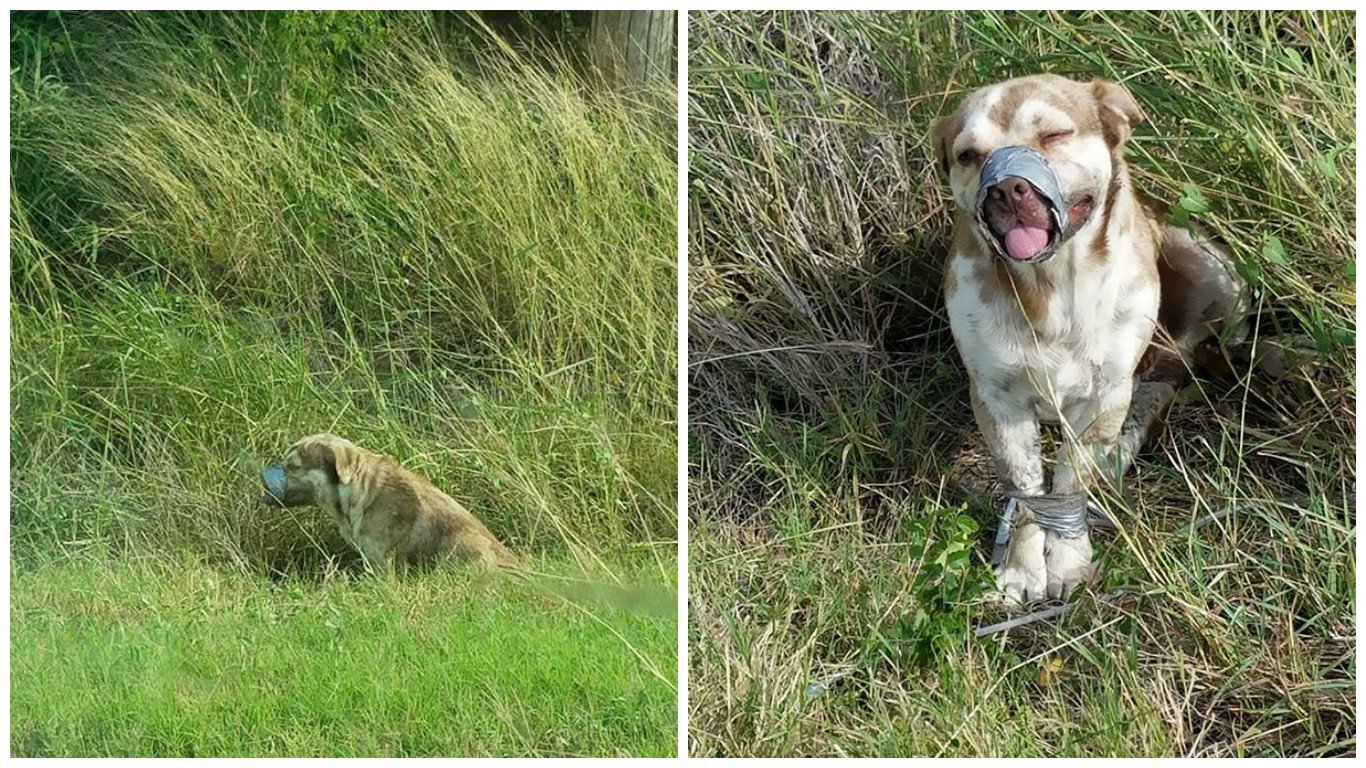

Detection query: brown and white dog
(933, 75), (1247, 604)
(261, 434), (521, 576)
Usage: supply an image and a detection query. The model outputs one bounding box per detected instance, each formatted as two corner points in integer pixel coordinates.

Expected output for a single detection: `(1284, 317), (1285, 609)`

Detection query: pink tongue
(1003, 226), (1050, 260)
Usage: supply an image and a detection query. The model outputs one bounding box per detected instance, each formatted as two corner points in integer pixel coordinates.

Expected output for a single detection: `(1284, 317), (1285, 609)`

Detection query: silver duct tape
(1025, 493), (1090, 538)
(261, 464), (288, 498)
(973, 146), (1070, 262)
(991, 497), (1018, 567)
(993, 492), (1091, 566)
(973, 146), (1070, 230)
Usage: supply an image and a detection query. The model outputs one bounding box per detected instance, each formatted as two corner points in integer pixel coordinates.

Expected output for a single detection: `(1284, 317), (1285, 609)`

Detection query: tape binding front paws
(991, 492), (1094, 567)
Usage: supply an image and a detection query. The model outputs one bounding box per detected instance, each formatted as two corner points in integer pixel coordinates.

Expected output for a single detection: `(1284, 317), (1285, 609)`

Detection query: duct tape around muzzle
(973, 146), (1069, 257)
(261, 464), (288, 500)
(991, 492), (1092, 567)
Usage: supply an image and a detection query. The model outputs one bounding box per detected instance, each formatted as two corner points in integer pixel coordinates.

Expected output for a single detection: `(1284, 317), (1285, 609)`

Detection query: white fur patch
(1012, 98), (1072, 134)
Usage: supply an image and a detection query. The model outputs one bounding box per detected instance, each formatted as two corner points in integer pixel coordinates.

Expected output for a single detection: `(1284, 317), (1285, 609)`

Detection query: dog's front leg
(971, 387), (1048, 604)
(1047, 385), (1136, 597)
(358, 538), (394, 578)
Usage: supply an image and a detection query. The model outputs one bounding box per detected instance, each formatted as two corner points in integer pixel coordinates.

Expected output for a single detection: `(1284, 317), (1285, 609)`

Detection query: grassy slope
(688, 10), (1353, 757)
(10, 12), (677, 757)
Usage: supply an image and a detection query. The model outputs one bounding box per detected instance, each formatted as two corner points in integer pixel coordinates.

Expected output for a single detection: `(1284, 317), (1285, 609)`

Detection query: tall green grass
(688, 10), (1353, 757)
(11, 12), (677, 572)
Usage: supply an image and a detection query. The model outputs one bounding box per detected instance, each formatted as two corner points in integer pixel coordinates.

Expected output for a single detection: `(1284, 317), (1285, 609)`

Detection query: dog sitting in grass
(260, 433), (521, 576)
(932, 75), (1252, 604)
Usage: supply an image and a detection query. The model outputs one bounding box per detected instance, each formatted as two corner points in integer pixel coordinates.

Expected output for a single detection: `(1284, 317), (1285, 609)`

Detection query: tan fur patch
(989, 260), (1052, 327)
(990, 76), (1104, 139)
(987, 82), (1031, 130)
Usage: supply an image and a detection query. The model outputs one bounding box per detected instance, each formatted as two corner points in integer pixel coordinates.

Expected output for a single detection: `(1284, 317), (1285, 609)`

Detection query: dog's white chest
(945, 253), (1156, 419)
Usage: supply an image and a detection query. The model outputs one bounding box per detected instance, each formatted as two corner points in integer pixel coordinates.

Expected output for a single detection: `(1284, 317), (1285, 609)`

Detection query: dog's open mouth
(973, 146), (1095, 264)
(987, 193), (1094, 263)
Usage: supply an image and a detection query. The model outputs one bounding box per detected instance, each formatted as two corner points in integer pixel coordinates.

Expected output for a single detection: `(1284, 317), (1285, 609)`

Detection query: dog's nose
(989, 176), (1034, 203)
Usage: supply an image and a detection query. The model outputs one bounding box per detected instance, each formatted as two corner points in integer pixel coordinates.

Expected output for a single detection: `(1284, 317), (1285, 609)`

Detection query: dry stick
(1177, 505), (1237, 534)
(974, 602), (1080, 638)
(974, 588), (1128, 638)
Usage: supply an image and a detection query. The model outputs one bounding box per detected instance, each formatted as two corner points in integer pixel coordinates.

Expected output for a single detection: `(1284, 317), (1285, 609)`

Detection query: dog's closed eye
(1039, 129), (1074, 146)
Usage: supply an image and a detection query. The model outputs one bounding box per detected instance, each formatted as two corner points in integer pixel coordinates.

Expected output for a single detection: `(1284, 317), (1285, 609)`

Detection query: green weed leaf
(1177, 184), (1209, 214)
(1263, 235), (1288, 266)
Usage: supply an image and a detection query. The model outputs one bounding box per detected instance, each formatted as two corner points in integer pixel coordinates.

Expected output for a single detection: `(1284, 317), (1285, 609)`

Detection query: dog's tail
(491, 561), (531, 582)
(477, 547), (531, 581)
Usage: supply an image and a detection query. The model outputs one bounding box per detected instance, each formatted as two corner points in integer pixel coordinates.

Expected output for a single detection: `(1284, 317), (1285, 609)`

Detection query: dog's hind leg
(1086, 225), (1245, 485)
(1156, 225), (1250, 375)
(1159, 226), (1316, 379)
(1106, 378), (1178, 483)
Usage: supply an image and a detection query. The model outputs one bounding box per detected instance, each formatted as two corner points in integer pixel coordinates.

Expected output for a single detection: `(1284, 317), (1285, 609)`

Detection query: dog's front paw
(997, 563), (1047, 607)
(1043, 531), (1094, 599)
(996, 522), (1047, 606)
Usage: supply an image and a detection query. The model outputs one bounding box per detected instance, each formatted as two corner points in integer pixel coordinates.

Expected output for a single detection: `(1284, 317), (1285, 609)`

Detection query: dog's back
(362, 457), (521, 572)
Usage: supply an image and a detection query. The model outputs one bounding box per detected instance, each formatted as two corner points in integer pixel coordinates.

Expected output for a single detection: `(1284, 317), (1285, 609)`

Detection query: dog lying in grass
(261, 433), (521, 576)
(932, 75), (1252, 604)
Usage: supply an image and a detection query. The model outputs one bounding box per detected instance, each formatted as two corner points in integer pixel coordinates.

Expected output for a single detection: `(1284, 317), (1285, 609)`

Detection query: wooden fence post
(590, 10), (676, 87)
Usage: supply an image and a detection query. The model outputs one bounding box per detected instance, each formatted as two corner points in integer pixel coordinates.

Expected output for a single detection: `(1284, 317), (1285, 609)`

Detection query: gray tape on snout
(261, 464), (288, 499)
(974, 146), (1069, 251)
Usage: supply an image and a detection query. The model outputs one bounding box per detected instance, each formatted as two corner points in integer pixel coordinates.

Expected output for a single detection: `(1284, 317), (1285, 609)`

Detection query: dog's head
(931, 74), (1144, 263)
(260, 433), (366, 508)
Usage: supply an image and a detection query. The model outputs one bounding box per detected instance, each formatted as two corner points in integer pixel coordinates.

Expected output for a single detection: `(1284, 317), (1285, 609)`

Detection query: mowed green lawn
(11, 557), (677, 757)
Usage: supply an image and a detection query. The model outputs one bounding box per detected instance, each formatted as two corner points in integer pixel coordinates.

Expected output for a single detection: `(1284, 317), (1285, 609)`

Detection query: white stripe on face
(958, 84), (1004, 156)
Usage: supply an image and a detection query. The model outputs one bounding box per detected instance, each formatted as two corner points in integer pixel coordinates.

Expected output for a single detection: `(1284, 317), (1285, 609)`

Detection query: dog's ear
(299, 438), (353, 486)
(330, 442), (362, 487)
(930, 114), (954, 179)
(928, 118), (950, 176)
(1092, 79), (1144, 147)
